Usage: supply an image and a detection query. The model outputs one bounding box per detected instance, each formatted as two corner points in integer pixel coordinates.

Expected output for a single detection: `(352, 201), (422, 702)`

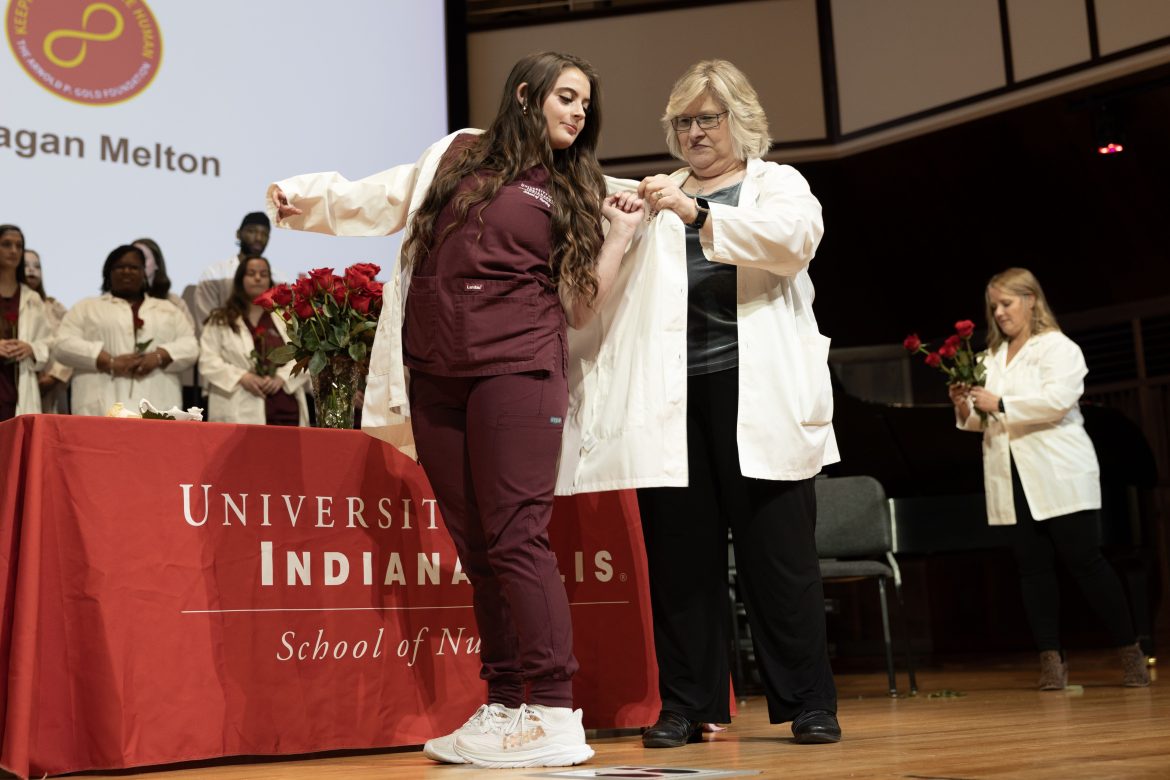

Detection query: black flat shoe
(642, 710), (702, 748)
(792, 709), (841, 744)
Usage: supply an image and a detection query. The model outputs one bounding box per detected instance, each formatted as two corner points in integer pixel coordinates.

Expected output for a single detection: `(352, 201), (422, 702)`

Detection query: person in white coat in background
(614, 60), (840, 748)
(53, 244), (199, 417)
(21, 248), (73, 413)
(0, 225), (52, 420)
(199, 256), (308, 426)
(949, 267), (1149, 689)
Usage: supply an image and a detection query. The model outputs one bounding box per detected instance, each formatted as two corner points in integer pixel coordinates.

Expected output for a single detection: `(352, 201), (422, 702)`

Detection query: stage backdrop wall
(1, 0), (447, 307)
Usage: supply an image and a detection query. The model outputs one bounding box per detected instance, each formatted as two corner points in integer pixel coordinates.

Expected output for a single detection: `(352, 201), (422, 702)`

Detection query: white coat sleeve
(955, 402), (984, 432)
(703, 164), (824, 277)
(22, 298), (52, 371)
(198, 323), (247, 392)
(268, 161), (423, 238)
(1003, 336), (1087, 424)
(53, 303), (103, 370)
(157, 308), (199, 373)
(265, 130), (482, 238)
(191, 278), (227, 331)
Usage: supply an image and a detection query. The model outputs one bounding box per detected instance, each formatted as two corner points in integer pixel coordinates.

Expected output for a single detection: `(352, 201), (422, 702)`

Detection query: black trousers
(636, 368), (837, 724)
(1008, 460), (1136, 652)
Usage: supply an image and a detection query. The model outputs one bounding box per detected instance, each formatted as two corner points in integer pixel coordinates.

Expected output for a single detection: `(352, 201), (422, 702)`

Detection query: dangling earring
(522, 102), (528, 116)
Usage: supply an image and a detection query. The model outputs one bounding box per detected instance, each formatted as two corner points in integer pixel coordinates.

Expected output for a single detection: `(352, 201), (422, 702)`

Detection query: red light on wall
(1097, 142), (1125, 155)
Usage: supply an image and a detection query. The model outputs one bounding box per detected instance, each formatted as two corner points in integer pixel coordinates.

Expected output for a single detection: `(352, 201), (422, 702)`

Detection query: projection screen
(2, 0), (449, 307)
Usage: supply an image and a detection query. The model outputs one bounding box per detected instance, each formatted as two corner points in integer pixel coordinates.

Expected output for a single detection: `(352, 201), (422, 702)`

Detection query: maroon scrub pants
(408, 367), (577, 708)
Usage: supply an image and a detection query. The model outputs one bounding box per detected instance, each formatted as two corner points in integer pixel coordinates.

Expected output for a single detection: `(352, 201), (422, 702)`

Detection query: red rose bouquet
(255, 262), (384, 377)
(254, 262), (384, 428)
(904, 319), (992, 421)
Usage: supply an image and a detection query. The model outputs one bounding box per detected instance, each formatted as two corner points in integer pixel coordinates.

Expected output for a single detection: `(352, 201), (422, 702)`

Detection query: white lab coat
(53, 294), (199, 416)
(9, 284), (52, 416)
(269, 134), (836, 492)
(958, 330), (1100, 525)
(199, 315), (309, 425)
(556, 158), (837, 492)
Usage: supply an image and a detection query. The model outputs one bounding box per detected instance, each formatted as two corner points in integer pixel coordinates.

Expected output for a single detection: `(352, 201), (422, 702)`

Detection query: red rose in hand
(903, 333), (922, 351)
(924, 351), (942, 368)
(271, 283), (293, 307)
(253, 288), (278, 311)
(133, 316), (145, 332)
(252, 324), (268, 337)
(955, 320), (976, 338)
(938, 343), (958, 359)
(943, 334), (961, 350)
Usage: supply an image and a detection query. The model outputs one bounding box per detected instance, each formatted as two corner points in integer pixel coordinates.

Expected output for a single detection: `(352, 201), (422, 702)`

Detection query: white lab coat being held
(959, 330), (1100, 525)
(199, 315), (309, 425)
(53, 294), (199, 416)
(10, 284), (53, 416)
(269, 133), (838, 492)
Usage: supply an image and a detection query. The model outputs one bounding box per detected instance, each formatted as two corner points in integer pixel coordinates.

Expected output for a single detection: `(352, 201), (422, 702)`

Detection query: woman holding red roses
(0, 224), (53, 420)
(949, 268), (1148, 688)
(199, 256), (308, 426)
(54, 245), (198, 416)
(267, 52), (643, 768)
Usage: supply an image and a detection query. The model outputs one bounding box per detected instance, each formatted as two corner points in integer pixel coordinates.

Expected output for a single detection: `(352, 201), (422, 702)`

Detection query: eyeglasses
(671, 111), (729, 132)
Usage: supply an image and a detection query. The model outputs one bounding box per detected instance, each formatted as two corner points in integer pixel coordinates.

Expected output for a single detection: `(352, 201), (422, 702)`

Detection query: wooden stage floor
(59, 651), (1167, 779)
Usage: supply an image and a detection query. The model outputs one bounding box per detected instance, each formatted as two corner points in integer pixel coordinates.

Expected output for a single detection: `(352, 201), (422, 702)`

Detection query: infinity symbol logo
(43, 3), (125, 69)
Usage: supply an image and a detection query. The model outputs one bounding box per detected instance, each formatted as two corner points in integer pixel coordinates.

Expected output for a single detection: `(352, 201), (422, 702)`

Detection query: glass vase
(310, 355), (360, 429)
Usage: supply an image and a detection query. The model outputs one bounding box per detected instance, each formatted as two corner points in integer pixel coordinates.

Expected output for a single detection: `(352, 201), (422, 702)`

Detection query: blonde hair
(661, 59), (770, 162)
(985, 267), (1061, 350)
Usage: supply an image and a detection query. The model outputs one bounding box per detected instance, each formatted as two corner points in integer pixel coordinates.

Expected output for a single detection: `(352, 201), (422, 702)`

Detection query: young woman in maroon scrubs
(272, 52), (643, 768)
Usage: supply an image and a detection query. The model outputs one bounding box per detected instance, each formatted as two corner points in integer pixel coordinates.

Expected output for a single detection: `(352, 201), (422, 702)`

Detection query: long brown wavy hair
(401, 51), (606, 303)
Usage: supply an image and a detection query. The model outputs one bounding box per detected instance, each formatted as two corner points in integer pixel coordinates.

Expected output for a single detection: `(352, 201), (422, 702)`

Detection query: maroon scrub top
(403, 135), (565, 378)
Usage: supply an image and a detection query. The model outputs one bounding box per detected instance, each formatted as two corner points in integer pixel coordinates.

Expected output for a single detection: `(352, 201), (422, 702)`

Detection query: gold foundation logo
(6, 0), (162, 105)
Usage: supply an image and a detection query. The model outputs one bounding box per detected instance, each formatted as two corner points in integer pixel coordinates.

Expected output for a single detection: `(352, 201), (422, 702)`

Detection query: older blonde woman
(949, 268), (1149, 689)
(609, 60), (839, 746)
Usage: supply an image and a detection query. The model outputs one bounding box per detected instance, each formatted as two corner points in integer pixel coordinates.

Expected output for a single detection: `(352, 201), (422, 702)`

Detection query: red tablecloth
(0, 415), (659, 778)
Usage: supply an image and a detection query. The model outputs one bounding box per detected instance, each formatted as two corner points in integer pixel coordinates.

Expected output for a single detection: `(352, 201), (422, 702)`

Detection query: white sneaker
(423, 703), (515, 763)
(453, 703), (594, 768)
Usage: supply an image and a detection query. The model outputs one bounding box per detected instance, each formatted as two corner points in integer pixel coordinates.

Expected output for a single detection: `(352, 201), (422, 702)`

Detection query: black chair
(815, 475), (918, 697)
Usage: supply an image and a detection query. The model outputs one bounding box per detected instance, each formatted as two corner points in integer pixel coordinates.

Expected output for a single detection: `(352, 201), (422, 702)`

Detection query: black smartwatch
(687, 197), (710, 230)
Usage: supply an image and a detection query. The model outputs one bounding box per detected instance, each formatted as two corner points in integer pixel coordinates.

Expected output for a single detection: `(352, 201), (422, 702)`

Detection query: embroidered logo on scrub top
(519, 183), (552, 208)
(464, 282), (484, 292)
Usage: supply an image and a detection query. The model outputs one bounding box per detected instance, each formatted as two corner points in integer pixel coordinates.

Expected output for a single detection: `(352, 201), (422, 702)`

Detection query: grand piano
(825, 385), (1161, 654)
